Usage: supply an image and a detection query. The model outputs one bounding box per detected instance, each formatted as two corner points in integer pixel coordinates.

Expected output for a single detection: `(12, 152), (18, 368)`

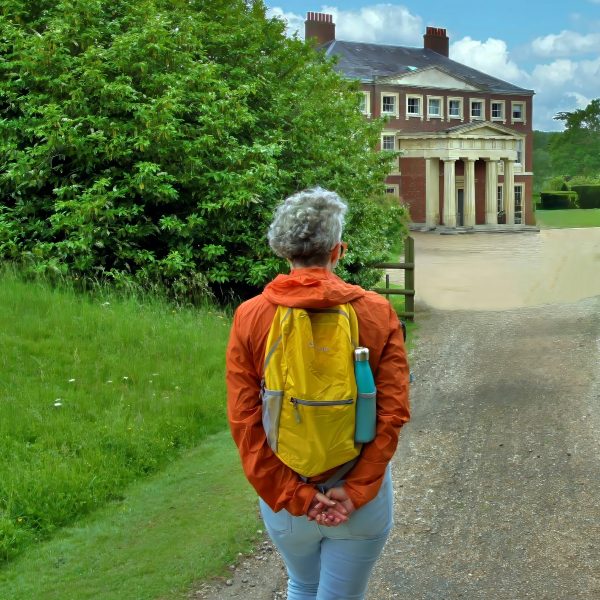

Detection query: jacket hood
(262, 268), (367, 308)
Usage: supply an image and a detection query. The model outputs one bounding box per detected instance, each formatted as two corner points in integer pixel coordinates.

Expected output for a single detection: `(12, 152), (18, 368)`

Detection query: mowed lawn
(535, 208), (600, 228)
(0, 268), (415, 599)
(0, 270), (232, 562)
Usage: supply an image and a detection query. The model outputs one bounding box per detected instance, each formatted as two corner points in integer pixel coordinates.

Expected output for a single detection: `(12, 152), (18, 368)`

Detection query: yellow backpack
(261, 304), (361, 477)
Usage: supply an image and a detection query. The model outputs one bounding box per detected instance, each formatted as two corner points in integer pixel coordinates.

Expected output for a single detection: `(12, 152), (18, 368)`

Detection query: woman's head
(268, 187), (347, 267)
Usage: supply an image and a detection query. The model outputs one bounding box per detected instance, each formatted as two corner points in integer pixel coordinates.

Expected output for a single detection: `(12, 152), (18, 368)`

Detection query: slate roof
(322, 40), (534, 95)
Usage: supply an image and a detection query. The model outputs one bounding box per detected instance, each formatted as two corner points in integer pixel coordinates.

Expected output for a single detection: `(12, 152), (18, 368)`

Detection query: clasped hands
(306, 486), (356, 527)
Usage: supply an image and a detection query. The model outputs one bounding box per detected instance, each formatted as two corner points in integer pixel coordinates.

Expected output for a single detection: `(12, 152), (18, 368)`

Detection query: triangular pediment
(378, 66), (480, 91)
(448, 121), (518, 137)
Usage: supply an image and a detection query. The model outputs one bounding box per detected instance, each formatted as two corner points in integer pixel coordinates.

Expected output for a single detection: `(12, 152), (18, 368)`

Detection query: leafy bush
(542, 176), (569, 191)
(539, 192), (578, 210)
(0, 0), (406, 300)
(570, 185), (600, 209)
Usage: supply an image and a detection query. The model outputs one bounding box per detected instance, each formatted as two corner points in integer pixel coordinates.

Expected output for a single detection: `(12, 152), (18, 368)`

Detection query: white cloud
(532, 30), (600, 57)
(268, 4), (423, 45)
(320, 4), (422, 45)
(531, 59), (577, 88)
(529, 56), (600, 129)
(566, 91), (591, 108)
(450, 37), (527, 85)
(266, 7), (305, 38)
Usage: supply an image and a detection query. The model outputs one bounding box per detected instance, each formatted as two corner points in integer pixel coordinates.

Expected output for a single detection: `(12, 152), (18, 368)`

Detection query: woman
(226, 187), (410, 600)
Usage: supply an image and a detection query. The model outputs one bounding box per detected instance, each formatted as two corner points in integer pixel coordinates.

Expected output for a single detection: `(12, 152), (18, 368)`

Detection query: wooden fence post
(404, 236), (415, 318)
(370, 235), (415, 321)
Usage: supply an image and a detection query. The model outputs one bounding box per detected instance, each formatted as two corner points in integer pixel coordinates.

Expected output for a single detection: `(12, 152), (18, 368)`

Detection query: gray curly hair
(268, 187), (347, 266)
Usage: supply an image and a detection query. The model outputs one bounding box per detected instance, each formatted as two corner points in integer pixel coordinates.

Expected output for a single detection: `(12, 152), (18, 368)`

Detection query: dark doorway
(457, 188), (464, 227)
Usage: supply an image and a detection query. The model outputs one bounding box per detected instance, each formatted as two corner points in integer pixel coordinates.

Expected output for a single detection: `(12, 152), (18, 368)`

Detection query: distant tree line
(0, 0), (405, 301)
(534, 99), (600, 209)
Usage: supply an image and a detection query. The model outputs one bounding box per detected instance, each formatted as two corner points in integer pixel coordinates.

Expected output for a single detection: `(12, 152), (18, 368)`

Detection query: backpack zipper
(290, 397), (354, 424)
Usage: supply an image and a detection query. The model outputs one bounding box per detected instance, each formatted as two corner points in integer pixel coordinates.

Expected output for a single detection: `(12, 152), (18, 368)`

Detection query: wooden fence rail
(370, 235), (415, 321)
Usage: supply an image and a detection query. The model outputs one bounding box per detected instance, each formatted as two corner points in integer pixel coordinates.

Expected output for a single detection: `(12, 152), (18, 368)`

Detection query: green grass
(0, 264), (417, 598)
(0, 430), (261, 600)
(0, 269), (231, 561)
(535, 208), (600, 228)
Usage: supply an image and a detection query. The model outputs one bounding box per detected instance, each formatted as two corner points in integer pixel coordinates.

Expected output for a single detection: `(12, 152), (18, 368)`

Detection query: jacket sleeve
(344, 304), (410, 509)
(226, 308), (317, 515)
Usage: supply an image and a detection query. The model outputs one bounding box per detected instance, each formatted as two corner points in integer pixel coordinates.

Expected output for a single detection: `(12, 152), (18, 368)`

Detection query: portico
(398, 122), (523, 229)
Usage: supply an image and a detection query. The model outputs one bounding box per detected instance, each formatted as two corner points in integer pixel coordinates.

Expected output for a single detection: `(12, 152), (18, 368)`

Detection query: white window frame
(514, 184), (523, 224)
(406, 94), (423, 120)
(381, 92), (399, 118)
(470, 98), (485, 121)
(381, 133), (396, 151)
(515, 137), (524, 169)
(447, 97), (463, 121)
(511, 101), (526, 124)
(359, 91), (371, 117)
(385, 184), (400, 198)
(491, 100), (505, 123)
(497, 184), (504, 213)
(427, 95), (443, 120)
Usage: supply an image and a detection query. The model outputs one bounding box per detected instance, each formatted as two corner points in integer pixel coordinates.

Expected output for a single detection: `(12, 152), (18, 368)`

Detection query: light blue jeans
(259, 466), (393, 600)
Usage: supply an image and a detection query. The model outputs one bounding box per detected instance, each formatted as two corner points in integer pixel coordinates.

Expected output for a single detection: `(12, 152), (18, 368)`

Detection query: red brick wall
(368, 85), (533, 137)
(398, 158), (426, 223)
(372, 84), (534, 226)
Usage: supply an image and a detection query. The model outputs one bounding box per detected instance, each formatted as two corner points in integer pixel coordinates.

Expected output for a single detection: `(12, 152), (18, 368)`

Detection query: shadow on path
(371, 297), (600, 599)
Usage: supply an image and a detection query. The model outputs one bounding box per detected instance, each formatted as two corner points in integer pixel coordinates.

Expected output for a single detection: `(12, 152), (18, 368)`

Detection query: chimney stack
(423, 26), (449, 57)
(305, 12), (335, 45)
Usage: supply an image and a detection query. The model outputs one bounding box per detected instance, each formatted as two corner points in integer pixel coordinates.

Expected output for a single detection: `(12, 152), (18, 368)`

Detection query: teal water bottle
(354, 347), (376, 443)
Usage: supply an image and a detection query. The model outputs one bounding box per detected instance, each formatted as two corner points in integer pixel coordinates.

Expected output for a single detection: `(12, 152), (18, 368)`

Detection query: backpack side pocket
(261, 389), (284, 452)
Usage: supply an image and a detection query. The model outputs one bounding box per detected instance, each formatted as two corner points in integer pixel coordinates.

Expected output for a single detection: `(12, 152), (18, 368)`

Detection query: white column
(464, 158), (476, 227)
(443, 159), (456, 228)
(485, 160), (498, 225)
(425, 158), (440, 227)
(504, 159), (515, 225)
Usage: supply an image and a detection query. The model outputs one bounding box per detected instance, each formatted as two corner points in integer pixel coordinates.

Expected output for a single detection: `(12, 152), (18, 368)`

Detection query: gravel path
(195, 295), (600, 599)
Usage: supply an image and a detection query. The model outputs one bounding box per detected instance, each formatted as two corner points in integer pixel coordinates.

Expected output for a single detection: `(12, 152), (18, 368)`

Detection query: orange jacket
(226, 267), (410, 516)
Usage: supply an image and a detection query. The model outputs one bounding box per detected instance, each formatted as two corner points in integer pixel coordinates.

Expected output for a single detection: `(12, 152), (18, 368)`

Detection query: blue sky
(266, 1), (600, 130)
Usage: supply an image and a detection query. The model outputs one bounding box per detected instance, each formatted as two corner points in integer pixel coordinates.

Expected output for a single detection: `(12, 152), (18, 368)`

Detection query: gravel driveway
(196, 294), (600, 600)
(198, 230), (600, 599)
(369, 297), (600, 599)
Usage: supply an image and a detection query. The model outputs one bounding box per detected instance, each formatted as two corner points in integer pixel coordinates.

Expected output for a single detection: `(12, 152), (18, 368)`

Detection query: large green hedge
(570, 185), (600, 209)
(539, 191), (578, 210)
(0, 0), (405, 299)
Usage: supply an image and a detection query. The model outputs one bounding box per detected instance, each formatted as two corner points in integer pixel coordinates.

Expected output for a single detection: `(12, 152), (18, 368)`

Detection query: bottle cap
(354, 347), (370, 361)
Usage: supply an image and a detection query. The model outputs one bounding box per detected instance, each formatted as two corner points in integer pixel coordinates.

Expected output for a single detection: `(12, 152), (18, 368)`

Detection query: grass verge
(0, 268), (230, 560)
(535, 208), (600, 228)
(0, 430), (261, 600)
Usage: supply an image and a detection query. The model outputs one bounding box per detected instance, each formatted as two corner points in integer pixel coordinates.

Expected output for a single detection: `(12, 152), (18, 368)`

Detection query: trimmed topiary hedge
(570, 185), (600, 209)
(540, 191), (578, 210)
